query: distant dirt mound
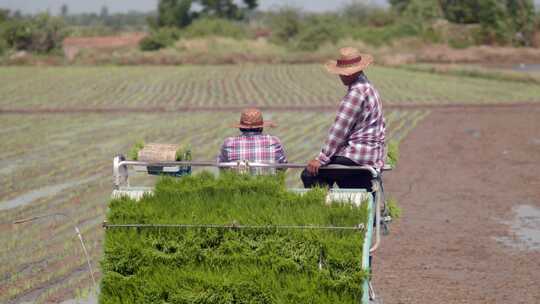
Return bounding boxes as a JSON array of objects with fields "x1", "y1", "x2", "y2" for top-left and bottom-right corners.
[{"x1": 63, "y1": 33, "x2": 147, "y2": 61}]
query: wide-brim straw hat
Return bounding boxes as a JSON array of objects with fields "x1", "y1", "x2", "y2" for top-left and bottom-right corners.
[
  {"x1": 232, "y1": 107, "x2": 276, "y2": 129},
  {"x1": 325, "y1": 47, "x2": 373, "y2": 76}
]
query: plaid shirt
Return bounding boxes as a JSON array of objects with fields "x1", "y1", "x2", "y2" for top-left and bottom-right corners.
[
  {"x1": 317, "y1": 74, "x2": 386, "y2": 169},
  {"x1": 218, "y1": 132, "x2": 288, "y2": 164}
]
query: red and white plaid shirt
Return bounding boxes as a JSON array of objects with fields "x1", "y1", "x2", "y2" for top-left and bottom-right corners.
[
  {"x1": 218, "y1": 132, "x2": 288, "y2": 164},
  {"x1": 317, "y1": 74, "x2": 386, "y2": 169}
]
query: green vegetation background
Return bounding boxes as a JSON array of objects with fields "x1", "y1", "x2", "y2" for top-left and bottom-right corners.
[{"x1": 1, "y1": 0, "x2": 539, "y2": 58}]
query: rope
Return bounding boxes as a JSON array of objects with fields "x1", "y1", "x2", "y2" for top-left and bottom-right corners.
[{"x1": 13, "y1": 213, "x2": 98, "y2": 292}]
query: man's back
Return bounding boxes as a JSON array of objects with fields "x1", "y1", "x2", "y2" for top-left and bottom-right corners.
[{"x1": 218, "y1": 132, "x2": 287, "y2": 164}]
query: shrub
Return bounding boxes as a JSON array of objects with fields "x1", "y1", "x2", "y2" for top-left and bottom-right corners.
[
  {"x1": 182, "y1": 18, "x2": 248, "y2": 39},
  {"x1": 139, "y1": 27, "x2": 181, "y2": 51},
  {"x1": 0, "y1": 38, "x2": 7, "y2": 55},
  {"x1": 294, "y1": 15, "x2": 344, "y2": 51},
  {"x1": 403, "y1": 0, "x2": 443, "y2": 33},
  {"x1": 350, "y1": 22, "x2": 418, "y2": 46},
  {"x1": 267, "y1": 8, "x2": 302, "y2": 45},
  {"x1": 101, "y1": 173, "x2": 370, "y2": 303},
  {"x1": 1, "y1": 19, "x2": 33, "y2": 51},
  {"x1": 476, "y1": 0, "x2": 511, "y2": 45},
  {"x1": 341, "y1": 2, "x2": 396, "y2": 27},
  {"x1": 0, "y1": 13, "x2": 67, "y2": 53}
]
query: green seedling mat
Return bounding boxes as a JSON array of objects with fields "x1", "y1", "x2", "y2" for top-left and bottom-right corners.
[{"x1": 101, "y1": 172, "x2": 370, "y2": 304}]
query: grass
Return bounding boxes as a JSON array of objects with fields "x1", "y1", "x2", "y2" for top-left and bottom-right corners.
[{"x1": 101, "y1": 173, "x2": 369, "y2": 303}]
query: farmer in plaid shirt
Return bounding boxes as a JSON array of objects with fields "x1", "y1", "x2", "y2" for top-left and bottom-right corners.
[
  {"x1": 218, "y1": 108, "x2": 287, "y2": 171},
  {"x1": 302, "y1": 47, "x2": 386, "y2": 189}
]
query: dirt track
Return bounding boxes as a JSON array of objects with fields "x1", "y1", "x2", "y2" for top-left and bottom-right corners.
[{"x1": 374, "y1": 107, "x2": 540, "y2": 303}]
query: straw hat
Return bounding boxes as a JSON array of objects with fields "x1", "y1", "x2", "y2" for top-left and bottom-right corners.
[
  {"x1": 325, "y1": 47, "x2": 373, "y2": 76},
  {"x1": 233, "y1": 108, "x2": 276, "y2": 129}
]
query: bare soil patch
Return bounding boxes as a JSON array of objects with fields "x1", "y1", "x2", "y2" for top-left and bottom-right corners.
[
  {"x1": 62, "y1": 33, "x2": 147, "y2": 61},
  {"x1": 63, "y1": 33, "x2": 146, "y2": 50},
  {"x1": 375, "y1": 107, "x2": 540, "y2": 303}
]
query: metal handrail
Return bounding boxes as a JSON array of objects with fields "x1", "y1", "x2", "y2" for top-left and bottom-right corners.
[
  {"x1": 117, "y1": 160, "x2": 382, "y2": 177},
  {"x1": 112, "y1": 156, "x2": 390, "y2": 257}
]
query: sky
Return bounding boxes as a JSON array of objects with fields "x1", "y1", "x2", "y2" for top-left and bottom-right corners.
[{"x1": 0, "y1": 0, "x2": 389, "y2": 14}]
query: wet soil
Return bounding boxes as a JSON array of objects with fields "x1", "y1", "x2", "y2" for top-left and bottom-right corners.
[{"x1": 374, "y1": 106, "x2": 540, "y2": 304}]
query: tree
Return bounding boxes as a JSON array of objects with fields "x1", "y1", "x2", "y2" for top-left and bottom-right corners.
[
  {"x1": 403, "y1": 0, "x2": 443, "y2": 22},
  {"x1": 61, "y1": 4, "x2": 69, "y2": 18},
  {"x1": 2, "y1": 13, "x2": 67, "y2": 52},
  {"x1": 477, "y1": 0, "x2": 511, "y2": 44},
  {"x1": 157, "y1": 0, "x2": 193, "y2": 28},
  {"x1": 155, "y1": 0, "x2": 258, "y2": 28},
  {"x1": 0, "y1": 9, "x2": 10, "y2": 23},
  {"x1": 198, "y1": 0, "x2": 258, "y2": 19},
  {"x1": 389, "y1": 0, "x2": 411, "y2": 13},
  {"x1": 100, "y1": 6, "x2": 109, "y2": 20},
  {"x1": 440, "y1": 0, "x2": 482, "y2": 23},
  {"x1": 505, "y1": 0, "x2": 536, "y2": 45},
  {"x1": 267, "y1": 7, "x2": 302, "y2": 45}
]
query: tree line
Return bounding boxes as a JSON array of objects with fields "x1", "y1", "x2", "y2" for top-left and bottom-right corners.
[{"x1": 0, "y1": 0, "x2": 538, "y2": 55}]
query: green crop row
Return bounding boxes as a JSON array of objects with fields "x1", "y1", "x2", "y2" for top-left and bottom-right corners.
[
  {"x1": 101, "y1": 172, "x2": 369, "y2": 304},
  {"x1": 0, "y1": 65, "x2": 538, "y2": 110}
]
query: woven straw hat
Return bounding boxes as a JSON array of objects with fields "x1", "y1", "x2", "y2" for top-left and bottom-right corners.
[
  {"x1": 325, "y1": 47, "x2": 373, "y2": 76},
  {"x1": 233, "y1": 108, "x2": 276, "y2": 129}
]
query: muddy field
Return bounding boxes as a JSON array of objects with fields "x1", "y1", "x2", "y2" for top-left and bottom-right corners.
[
  {"x1": 375, "y1": 106, "x2": 540, "y2": 304},
  {"x1": 0, "y1": 64, "x2": 539, "y2": 303}
]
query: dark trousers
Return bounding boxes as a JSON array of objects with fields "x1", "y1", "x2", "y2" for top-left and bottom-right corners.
[{"x1": 301, "y1": 156, "x2": 373, "y2": 190}]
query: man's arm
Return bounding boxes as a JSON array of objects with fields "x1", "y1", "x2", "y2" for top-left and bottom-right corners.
[
  {"x1": 272, "y1": 137, "x2": 288, "y2": 164},
  {"x1": 317, "y1": 89, "x2": 364, "y2": 166},
  {"x1": 217, "y1": 139, "x2": 230, "y2": 163}
]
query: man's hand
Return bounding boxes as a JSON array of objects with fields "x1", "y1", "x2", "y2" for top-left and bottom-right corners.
[{"x1": 307, "y1": 158, "x2": 321, "y2": 175}]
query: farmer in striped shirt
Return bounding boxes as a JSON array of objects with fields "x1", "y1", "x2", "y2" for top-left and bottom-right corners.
[
  {"x1": 303, "y1": 47, "x2": 386, "y2": 189},
  {"x1": 218, "y1": 108, "x2": 288, "y2": 173}
]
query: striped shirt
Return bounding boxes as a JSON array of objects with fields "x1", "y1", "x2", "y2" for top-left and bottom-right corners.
[
  {"x1": 317, "y1": 74, "x2": 386, "y2": 169},
  {"x1": 218, "y1": 132, "x2": 288, "y2": 165}
]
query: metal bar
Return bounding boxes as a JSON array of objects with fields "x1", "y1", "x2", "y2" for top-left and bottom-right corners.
[
  {"x1": 361, "y1": 193, "x2": 374, "y2": 304},
  {"x1": 103, "y1": 223, "x2": 365, "y2": 231},
  {"x1": 369, "y1": 179, "x2": 382, "y2": 254},
  {"x1": 117, "y1": 160, "x2": 380, "y2": 175}
]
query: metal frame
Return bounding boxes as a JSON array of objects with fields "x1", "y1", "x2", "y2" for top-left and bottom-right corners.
[
  {"x1": 111, "y1": 155, "x2": 392, "y2": 303},
  {"x1": 112, "y1": 156, "x2": 390, "y2": 252}
]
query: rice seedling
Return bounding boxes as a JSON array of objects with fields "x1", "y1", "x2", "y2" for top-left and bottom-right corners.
[
  {"x1": 127, "y1": 140, "x2": 145, "y2": 161},
  {"x1": 386, "y1": 141, "x2": 400, "y2": 168},
  {"x1": 1, "y1": 65, "x2": 539, "y2": 110},
  {"x1": 386, "y1": 197, "x2": 402, "y2": 219},
  {"x1": 101, "y1": 172, "x2": 370, "y2": 303}
]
